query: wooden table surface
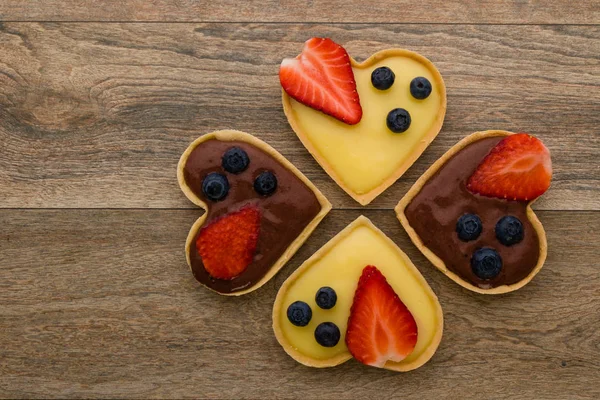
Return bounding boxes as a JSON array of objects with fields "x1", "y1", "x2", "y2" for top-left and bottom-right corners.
[{"x1": 1, "y1": 1, "x2": 599, "y2": 399}]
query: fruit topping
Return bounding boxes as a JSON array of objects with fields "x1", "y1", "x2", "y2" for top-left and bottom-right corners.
[
  {"x1": 386, "y1": 108, "x2": 411, "y2": 133},
  {"x1": 314, "y1": 322, "x2": 341, "y2": 347},
  {"x1": 287, "y1": 301, "x2": 312, "y2": 327},
  {"x1": 279, "y1": 37, "x2": 362, "y2": 125},
  {"x1": 371, "y1": 66, "x2": 395, "y2": 90},
  {"x1": 254, "y1": 171, "x2": 278, "y2": 196},
  {"x1": 467, "y1": 133, "x2": 552, "y2": 201},
  {"x1": 222, "y1": 147, "x2": 249, "y2": 174},
  {"x1": 410, "y1": 77, "x2": 432, "y2": 100},
  {"x1": 315, "y1": 287, "x2": 337, "y2": 309},
  {"x1": 196, "y1": 206, "x2": 261, "y2": 280},
  {"x1": 202, "y1": 172, "x2": 229, "y2": 202},
  {"x1": 495, "y1": 216, "x2": 524, "y2": 246},
  {"x1": 345, "y1": 266, "x2": 418, "y2": 368},
  {"x1": 456, "y1": 213, "x2": 483, "y2": 242},
  {"x1": 471, "y1": 248, "x2": 503, "y2": 280}
]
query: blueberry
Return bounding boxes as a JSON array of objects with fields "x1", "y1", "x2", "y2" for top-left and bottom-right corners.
[
  {"x1": 386, "y1": 108, "x2": 411, "y2": 133},
  {"x1": 371, "y1": 67, "x2": 395, "y2": 90},
  {"x1": 410, "y1": 77, "x2": 432, "y2": 100},
  {"x1": 254, "y1": 171, "x2": 277, "y2": 196},
  {"x1": 314, "y1": 322, "x2": 340, "y2": 347},
  {"x1": 315, "y1": 287, "x2": 337, "y2": 309},
  {"x1": 222, "y1": 147, "x2": 249, "y2": 174},
  {"x1": 471, "y1": 248, "x2": 503, "y2": 280},
  {"x1": 456, "y1": 213, "x2": 483, "y2": 242},
  {"x1": 495, "y1": 216, "x2": 524, "y2": 246},
  {"x1": 202, "y1": 172, "x2": 229, "y2": 201},
  {"x1": 287, "y1": 301, "x2": 312, "y2": 327}
]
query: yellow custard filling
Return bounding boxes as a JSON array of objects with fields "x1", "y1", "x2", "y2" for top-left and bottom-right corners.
[
  {"x1": 288, "y1": 56, "x2": 444, "y2": 195},
  {"x1": 277, "y1": 217, "x2": 441, "y2": 366}
]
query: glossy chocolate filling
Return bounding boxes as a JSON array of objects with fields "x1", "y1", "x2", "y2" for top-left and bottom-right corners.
[
  {"x1": 184, "y1": 140, "x2": 322, "y2": 293},
  {"x1": 405, "y1": 136, "x2": 540, "y2": 289}
]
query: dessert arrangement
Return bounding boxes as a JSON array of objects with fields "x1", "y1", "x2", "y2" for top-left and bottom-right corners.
[
  {"x1": 177, "y1": 130, "x2": 331, "y2": 295},
  {"x1": 280, "y1": 38, "x2": 447, "y2": 205},
  {"x1": 272, "y1": 216, "x2": 443, "y2": 371},
  {"x1": 396, "y1": 131, "x2": 552, "y2": 294},
  {"x1": 176, "y1": 37, "x2": 554, "y2": 372}
]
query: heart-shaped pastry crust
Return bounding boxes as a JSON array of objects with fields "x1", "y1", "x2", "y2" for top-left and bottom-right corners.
[
  {"x1": 281, "y1": 39, "x2": 447, "y2": 205},
  {"x1": 396, "y1": 130, "x2": 551, "y2": 294},
  {"x1": 273, "y1": 216, "x2": 443, "y2": 371},
  {"x1": 177, "y1": 130, "x2": 331, "y2": 296}
]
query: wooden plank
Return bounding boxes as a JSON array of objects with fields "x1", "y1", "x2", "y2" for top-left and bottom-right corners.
[
  {"x1": 0, "y1": 209, "x2": 598, "y2": 399},
  {"x1": 0, "y1": 0, "x2": 598, "y2": 24},
  {"x1": 0, "y1": 23, "x2": 598, "y2": 210}
]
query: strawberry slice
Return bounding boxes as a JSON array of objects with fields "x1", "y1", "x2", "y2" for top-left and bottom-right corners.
[
  {"x1": 345, "y1": 266, "x2": 418, "y2": 368},
  {"x1": 467, "y1": 133, "x2": 552, "y2": 201},
  {"x1": 280, "y1": 37, "x2": 362, "y2": 125},
  {"x1": 196, "y1": 205, "x2": 261, "y2": 280}
]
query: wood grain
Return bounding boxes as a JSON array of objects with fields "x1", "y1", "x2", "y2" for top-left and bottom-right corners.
[
  {"x1": 0, "y1": 0, "x2": 598, "y2": 24},
  {"x1": 0, "y1": 23, "x2": 598, "y2": 210},
  {"x1": 0, "y1": 209, "x2": 598, "y2": 399}
]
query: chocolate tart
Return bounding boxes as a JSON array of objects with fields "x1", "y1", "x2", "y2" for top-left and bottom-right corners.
[
  {"x1": 178, "y1": 130, "x2": 331, "y2": 296},
  {"x1": 396, "y1": 130, "x2": 549, "y2": 294}
]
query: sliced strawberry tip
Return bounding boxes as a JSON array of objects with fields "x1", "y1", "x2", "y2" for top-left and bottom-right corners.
[
  {"x1": 467, "y1": 133, "x2": 552, "y2": 202},
  {"x1": 196, "y1": 205, "x2": 261, "y2": 280},
  {"x1": 280, "y1": 37, "x2": 362, "y2": 125},
  {"x1": 345, "y1": 265, "x2": 418, "y2": 368}
]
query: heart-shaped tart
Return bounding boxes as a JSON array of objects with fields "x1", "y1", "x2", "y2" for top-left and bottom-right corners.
[
  {"x1": 273, "y1": 216, "x2": 443, "y2": 371},
  {"x1": 396, "y1": 131, "x2": 552, "y2": 294},
  {"x1": 177, "y1": 130, "x2": 331, "y2": 295},
  {"x1": 280, "y1": 38, "x2": 447, "y2": 205}
]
